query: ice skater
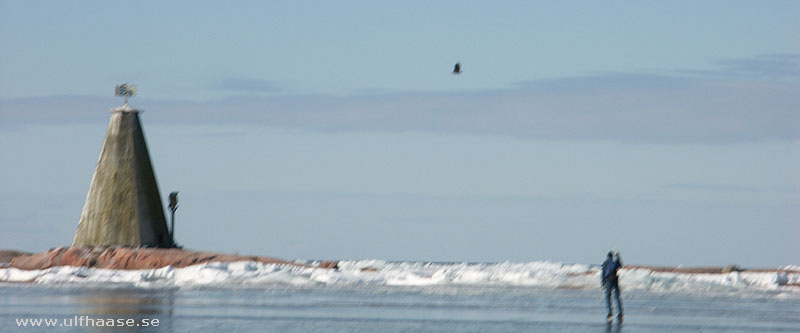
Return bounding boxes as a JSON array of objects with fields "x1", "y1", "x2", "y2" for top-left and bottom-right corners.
[{"x1": 602, "y1": 251, "x2": 623, "y2": 322}]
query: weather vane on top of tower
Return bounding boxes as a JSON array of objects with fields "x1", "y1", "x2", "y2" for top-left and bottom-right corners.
[{"x1": 115, "y1": 83, "x2": 137, "y2": 105}]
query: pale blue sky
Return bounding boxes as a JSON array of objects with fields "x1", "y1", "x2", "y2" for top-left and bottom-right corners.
[{"x1": 1, "y1": 1, "x2": 798, "y2": 267}]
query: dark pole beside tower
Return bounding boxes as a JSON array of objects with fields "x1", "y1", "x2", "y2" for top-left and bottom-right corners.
[{"x1": 168, "y1": 191, "x2": 179, "y2": 244}]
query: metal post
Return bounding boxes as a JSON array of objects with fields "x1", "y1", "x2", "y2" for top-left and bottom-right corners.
[
  {"x1": 170, "y1": 209, "x2": 175, "y2": 240},
  {"x1": 168, "y1": 192, "x2": 179, "y2": 244}
]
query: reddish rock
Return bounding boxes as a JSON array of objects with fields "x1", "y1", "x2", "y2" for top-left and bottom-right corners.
[
  {"x1": 318, "y1": 261, "x2": 340, "y2": 270},
  {"x1": 9, "y1": 247, "x2": 308, "y2": 270},
  {"x1": 0, "y1": 250, "x2": 31, "y2": 266}
]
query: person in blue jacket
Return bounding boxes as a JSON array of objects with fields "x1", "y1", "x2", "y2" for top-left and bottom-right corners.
[{"x1": 601, "y1": 251, "x2": 623, "y2": 322}]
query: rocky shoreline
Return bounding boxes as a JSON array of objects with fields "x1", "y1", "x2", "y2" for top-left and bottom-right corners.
[
  {"x1": 1, "y1": 249, "x2": 796, "y2": 278},
  {"x1": 1, "y1": 248, "x2": 324, "y2": 270}
]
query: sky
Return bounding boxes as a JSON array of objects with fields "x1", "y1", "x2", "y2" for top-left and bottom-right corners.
[{"x1": 1, "y1": 1, "x2": 798, "y2": 267}]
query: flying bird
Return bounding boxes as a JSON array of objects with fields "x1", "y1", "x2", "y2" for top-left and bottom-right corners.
[{"x1": 452, "y1": 62, "x2": 461, "y2": 74}]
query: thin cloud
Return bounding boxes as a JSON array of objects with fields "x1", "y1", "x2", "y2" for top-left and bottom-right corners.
[
  {"x1": 663, "y1": 183, "x2": 800, "y2": 194},
  {"x1": 677, "y1": 53, "x2": 800, "y2": 81},
  {"x1": 212, "y1": 78, "x2": 281, "y2": 93},
  {"x1": 191, "y1": 130, "x2": 248, "y2": 138},
  {"x1": 663, "y1": 183, "x2": 761, "y2": 193},
  {"x1": 2, "y1": 55, "x2": 799, "y2": 143},
  {"x1": 717, "y1": 53, "x2": 800, "y2": 80}
]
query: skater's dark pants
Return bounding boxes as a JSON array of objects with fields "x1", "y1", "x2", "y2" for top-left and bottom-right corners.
[{"x1": 604, "y1": 281, "x2": 622, "y2": 316}]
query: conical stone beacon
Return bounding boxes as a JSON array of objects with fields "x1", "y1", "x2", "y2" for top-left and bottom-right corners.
[{"x1": 72, "y1": 102, "x2": 175, "y2": 248}]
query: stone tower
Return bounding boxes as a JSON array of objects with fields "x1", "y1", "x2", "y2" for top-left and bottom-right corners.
[{"x1": 72, "y1": 85, "x2": 175, "y2": 248}]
